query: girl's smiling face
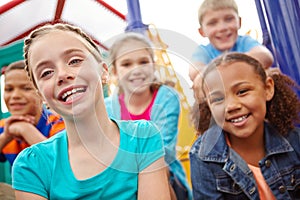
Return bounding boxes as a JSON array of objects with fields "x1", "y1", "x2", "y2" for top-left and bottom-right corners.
[
  {"x1": 114, "y1": 42, "x2": 155, "y2": 95},
  {"x1": 28, "y1": 30, "x2": 104, "y2": 118},
  {"x1": 203, "y1": 61, "x2": 274, "y2": 139}
]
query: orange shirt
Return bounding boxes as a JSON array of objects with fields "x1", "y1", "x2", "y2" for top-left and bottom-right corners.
[
  {"x1": 0, "y1": 108, "x2": 65, "y2": 165},
  {"x1": 225, "y1": 133, "x2": 276, "y2": 199},
  {"x1": 248, "y1": 164, "x2": 276, "y2": 200}
]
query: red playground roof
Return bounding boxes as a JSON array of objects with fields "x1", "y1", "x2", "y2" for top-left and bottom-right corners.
[{"x1": 0, "y1": 0, "x2": 128, "y2": 50}]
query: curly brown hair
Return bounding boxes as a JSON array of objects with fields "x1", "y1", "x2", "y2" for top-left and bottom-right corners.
[{"x1": 191, "y1": 52, "x2": 300, "y2": 136}]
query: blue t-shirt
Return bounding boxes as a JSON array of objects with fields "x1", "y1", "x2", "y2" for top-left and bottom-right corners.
[
  {"x1": 12, "y1": 120, "x2": 164, "y2": 199},
  {"x1": 192, "y1": 35, "x2": 261, "y2": 64}
]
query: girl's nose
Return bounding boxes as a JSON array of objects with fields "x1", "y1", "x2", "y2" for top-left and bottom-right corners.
[
  {"x1": 130, "y1": 66, "x2": 142, "y2": 75},
  {"x1": 225, "y1": 96, "x2": 241, "y2": 113},
  {"x1": 57, "y1": 68, "x2": 75, "y2": 85}
]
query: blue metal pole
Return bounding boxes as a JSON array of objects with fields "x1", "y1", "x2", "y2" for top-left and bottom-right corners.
[
  {"x1": 254, "y1": 0, "x2": 277, "y2": 67},
  {"x1": 256, "y1": 0, "x2": 300, "y2": 87},
  {"x1": 125, "y1": 0, "x2": 148, "y2": 33}
]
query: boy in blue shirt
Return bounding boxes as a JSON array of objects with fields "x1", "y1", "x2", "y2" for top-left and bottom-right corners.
[{"x1": 189, "y1": 0, "x2": 274, "y2": 81}]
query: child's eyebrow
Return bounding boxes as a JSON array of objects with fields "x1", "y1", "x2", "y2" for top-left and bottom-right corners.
[
  {"x1": 34, "y1": 60, "x2": 52, "y2": 72},
  {"x1": 34, "y1": 49, "x2": 84, "y2": 70},
  {"x1": 63, "y1": 48, "x2": 84, "y2": 55},
  {"x1": 231, "y1": 81, "x2": 251, "y2": 89},
  {"x1": 207, "y1": 90, "x2": 223, "y2": 98}
]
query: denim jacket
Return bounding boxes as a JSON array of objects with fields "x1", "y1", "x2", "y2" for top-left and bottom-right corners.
[{"x1": 189, "y1": 123, "x2": 300, "y2": 200}]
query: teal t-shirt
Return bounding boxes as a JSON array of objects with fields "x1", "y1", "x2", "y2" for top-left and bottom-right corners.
[{"x1": 12, "y1": 120, "x2": 164, "y2": 199}]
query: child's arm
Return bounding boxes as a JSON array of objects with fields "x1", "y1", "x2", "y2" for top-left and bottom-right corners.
[
  {"x1": 246, "y1": 45, "x2": 274, "y2": 69},
  {"x1": 190, "y1": 143, "x2": 223, "y2": 199},
  {"x1": 189, "y1": 61, "x2": 206, "y2": 81},
  {"x1": 151, "y1": 86, "x2": 181, "y2": 163},
  {"x1": 138, "y1": 157, "x2": 171, "y2": 200},
  {"x1": 15, "y1": 191, "x2": 47, "y2": 200},
  {"x1": 0, "y1": 132, "x2": 13, "y2": 152},
  {"x1": 4, "y1": 115, "x2": 47, "y2": 146},
  {"x1": 8, "y1": 121, "x2": 47, "y2": 145},
  {"x1": 0, "y1": 116, "x2": 36, "y2": 151}
]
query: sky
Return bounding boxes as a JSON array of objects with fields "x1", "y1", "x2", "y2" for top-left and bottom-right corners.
[
  {"x1": 106, "y1": 0, "x2": 262, "y2": 72},
  {"x1": 104, "y1": 0, "x2": 261, "y2": 43},
  {"x1": 131, "y1": 0, "x2": 262, "y2": 104},
  {"x1": 0, "y1": 0, "x2": 262, "y2": 106}
]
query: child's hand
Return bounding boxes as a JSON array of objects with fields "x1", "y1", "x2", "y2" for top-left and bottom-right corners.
[
  {"x1": 4, "y1": 115, "x2": 35, "y2": 141},
  {"x1": 266, "y1": 67, "x2": 281, "y2": 76},
  {"x1": 8, "y1": 121, "x2": 36, "y2": 141}
]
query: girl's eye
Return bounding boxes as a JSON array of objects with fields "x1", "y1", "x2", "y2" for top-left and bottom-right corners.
[
  {"x1": 237, "y1": 89, "x2": 248, "y2": 95},
  {"x1": 41, "y1": 70, "x2": 53, "y2": 78},
  {"x1": 209, "y1": 96, "x2": 224, "y2": 104},
  {"x1": 140, "y1": 60, "x2": 150, "y2": 65},
  {"x1": 121, "y1": 62, "x2": 131, "y2": 67},
  {"x1": 69, "y1": 59, "x2": 82, "y2": 65}
]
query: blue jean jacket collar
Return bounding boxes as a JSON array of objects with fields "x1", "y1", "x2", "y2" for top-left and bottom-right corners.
[{"x1": 198, "y1": 122, "x2": 294, "y2": 163}]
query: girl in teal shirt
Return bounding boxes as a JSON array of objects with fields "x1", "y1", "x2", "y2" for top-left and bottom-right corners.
[{"x1": 12, "y1": 23, "x2": 171, "y2": 200}]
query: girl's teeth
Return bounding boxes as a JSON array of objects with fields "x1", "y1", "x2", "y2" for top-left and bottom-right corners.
[
  {"x1": 231, "y1": 115, "x2": 247, "y2": 123},
  {"x1": 62, "y1": 87, "x2": 85, "y2": 101}
]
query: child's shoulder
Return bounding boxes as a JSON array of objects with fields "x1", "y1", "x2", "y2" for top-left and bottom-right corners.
[
  {"x1": 0, "y1": 118, "x2": 5, "y2": 127},
  {"x1": 157, "y1": 85, "x2": 180, "y2": 99},
  {"x1": 190, "y1": 125, "x2": 224, "y2": 157},
  {"x1": 29, "y1": 130, "x2": 66, "y2": 152},
  {"x1": 114, "y1": 119, "x2": 159, "y2": 136},
  {"x1": 285, "y1": 127, "x2": 300, "y2": 148},
  {"x1": 15, "y1": 130, "x2": 66, "y2": 166}
]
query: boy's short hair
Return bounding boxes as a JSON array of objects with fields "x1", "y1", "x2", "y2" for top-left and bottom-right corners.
[
  {"x1": 4, "y1": 60, "x2": 26, "y2": 74},
  {"x1": 198, "y1": 0, "x2": 239, "y2": 25}
]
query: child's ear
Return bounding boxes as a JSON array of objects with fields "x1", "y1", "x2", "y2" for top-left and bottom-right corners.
[
  {"x1": 101, "y1": 62, "x2": 109, "y2": 84},
  {"x1": 265, "y1": 77, "x2": 275, "y2": 101},
  {"x1": 111, "y1": 65, "x2": 117, "y2": 75},
  {"x1": 198, "y1": 27, "x2": 206, "y2": 37},
  {"x1": 37, "y1": 91, "x2": 48, "y2": 108},
  {"x1": 35, "y1": 88, "x2": 43, "y2": 99},
  {"x1": 101, "y1": 62, "x2": 108, "y2": 72},
  {"x1": 238, "y1": 16, "x2": 242, "y2": 29}
]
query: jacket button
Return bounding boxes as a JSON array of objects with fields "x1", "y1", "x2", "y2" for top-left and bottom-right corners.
[
  {"x1": 230, "y1": 164, "x2": 236, "y2": 171},
  {"x1": 249, "y1": 187, "x2": 256, "y2": 194},
  {"x1": 279, "y1": 185, "x2": 286, "y2": 193},
  {"x1": 291, "y1": 175, "x2": 295, "y2": 186},
  {"x1": 233, "y1": 183, "x2": 240, "y2": 190},
  {"x1": 265, "y1": 160, "x2": 271, "y2": 168}
]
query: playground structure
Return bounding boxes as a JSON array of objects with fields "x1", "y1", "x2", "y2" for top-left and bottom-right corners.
[
  {"x1": 0, "y1": 0, "x2": 196, "y2": 184},
  {"x1": 0, "y1": 0, "x2": 300, "y2": 185}
]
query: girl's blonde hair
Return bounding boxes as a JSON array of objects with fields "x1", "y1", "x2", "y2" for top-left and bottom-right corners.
[
  {"x1": 198, "y1": 0, "x2": 239, "y2": 25},
  {"x1": 23, "y1": 23, "x2": 102, "y2": 88},
  {"x1": 108, "y1": 32, "x2": 155, "y2": 74}
]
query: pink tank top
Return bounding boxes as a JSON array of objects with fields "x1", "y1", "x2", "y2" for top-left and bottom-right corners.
[{"x1": 119, "y1": 89, "x2": 158, "y2": 120}]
